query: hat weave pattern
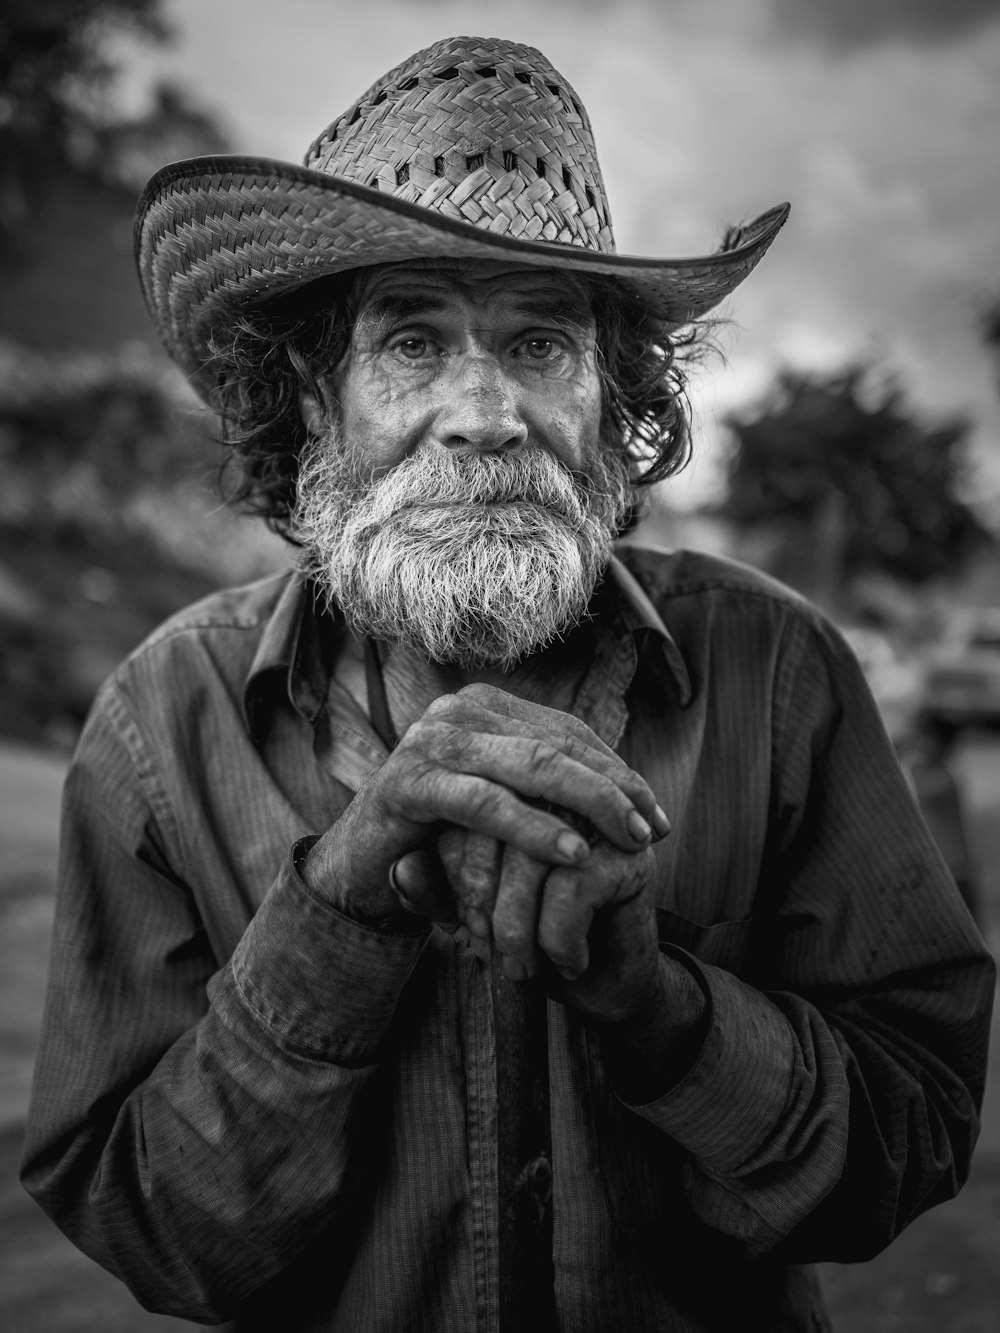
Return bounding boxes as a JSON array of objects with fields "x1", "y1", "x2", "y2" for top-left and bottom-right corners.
[
  {"x1": 134, "y1": 35, "x2": 790, "y2": 396},
  {"x1": 306, "y1": 37, "x2": 614, "y2": 252}
]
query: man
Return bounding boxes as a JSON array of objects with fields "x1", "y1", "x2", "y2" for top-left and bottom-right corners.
[{"x1": 22, "y1": 35, "x2": 994, "y2": 1333}]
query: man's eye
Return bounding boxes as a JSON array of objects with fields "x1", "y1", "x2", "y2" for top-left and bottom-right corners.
[
  {"x1": 517, "y1": 338, "x2": 560, "y2": 361},
  {"x1": 393, "y1": 337, "x2": 434, "y2": 360}
]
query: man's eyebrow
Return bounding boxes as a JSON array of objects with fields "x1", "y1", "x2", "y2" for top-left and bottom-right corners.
[
  {"x1": 505, "y1": 294, "x2": 594, "y2": 332},
  {"x1": 352, "y1": 293, "x2": 447, "y2": 341},
  {"x1": 351, "y1": 288, "x2": 595, "y2": 342}
]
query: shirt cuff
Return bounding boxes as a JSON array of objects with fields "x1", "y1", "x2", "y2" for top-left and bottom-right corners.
[
  {"x1": 600, "y1": 945, "x2": 712, "y2": 1103},
  {"x1": 216, "y1": 838, "x2": 431, "y2": 1067},
  {"x1": 621, "y1": 949, "x2": 796, "y2": 1174}
]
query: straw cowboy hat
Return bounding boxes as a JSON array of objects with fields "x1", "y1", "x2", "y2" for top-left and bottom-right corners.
[{"x1": 135, "y1": 35, "x2": 789, "y2": 395}]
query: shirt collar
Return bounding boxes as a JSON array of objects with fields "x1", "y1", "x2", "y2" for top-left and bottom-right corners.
[
  {"x1": 242, "y1": 553, "x2": 693, "y2": 744},
  {"x1": 606, "y1": 554, "x2": 693, "y2": 707},
  {"x1": 244, "y1": 572, "x2": 333, "y2": 745}
]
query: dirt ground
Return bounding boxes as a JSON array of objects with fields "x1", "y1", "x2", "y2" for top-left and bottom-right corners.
[{"x1": 1, "y1": 737, "x2": 998, "y2": 1332}]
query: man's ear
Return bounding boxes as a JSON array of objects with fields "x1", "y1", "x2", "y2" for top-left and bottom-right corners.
[{"x1": 299, "y1": 390, "x2": 327, "y2": 436}]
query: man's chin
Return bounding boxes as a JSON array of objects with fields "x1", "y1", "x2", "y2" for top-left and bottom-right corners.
[
  {"x1": 301, "y1": 468, "x2": 619, "y2": 671},
  {"x1": 330, "y1": 551, "x2": 605, "y2": 673},
  {"x1": 389, "y1": 498, "x2": 579, "y2": 536},
  {"x1": 388, "y1": 630, "x2": 568, "y2": 675}
]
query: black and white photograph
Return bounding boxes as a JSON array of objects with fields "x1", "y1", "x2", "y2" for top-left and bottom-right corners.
[{"x1": 2, "y1": 2, "x2": 999, "y2": 1329}]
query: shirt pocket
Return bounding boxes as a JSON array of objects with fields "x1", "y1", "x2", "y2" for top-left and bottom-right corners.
[{"x1": 655, "y1": 907, "x2": 753, "y2": 974}]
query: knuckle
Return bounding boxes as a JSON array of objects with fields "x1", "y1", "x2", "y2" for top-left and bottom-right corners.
[
  {"x1": 588, "y1": 839, "x2": 623, "y2": 872},
  {"x1": 400, "y1": 712, "x2": 438, "y2": 749},
  {"x1": 524, "y1": 738, "x2": 558, "y2": 779},
  {"x1": 407, "y1": 715, "x2": 465, "y2": 764},
  {"x1": 620, "y1": 848, "x2": 654, "y2": 897},
  {"x1": 424, "y1": 693, "x2": 462, "y2": 722},
  {"x1": 560, "y1": 712, "x2": 606, "y2": 751},
  {"x1": 458, "y1": 862, "x2": 499, "y2": 906},
  {"x1": 493, "y1": 909, "x2": 533, "y2": 953},
  {"x1": 560, "y1": 733, "x2": 592, "y2": 765},
  {"x1": 462, "y1": 781, "x2": 505, "y2": 827},
  {"x1": 394, "y1": 746, "x2": 439, "y2": 791},
  {"x1": 408, "y1": 763, "x2": 457, "y2": 817},
  {"x1": 457, "y1": 681, "x2": 498, "y2": 704},
  {"x1": 463, "y1": 833, "x2": 501, "y2": 872},
  {"x1": 594, "y1": 844, "x2": 648, "y2": 902}
]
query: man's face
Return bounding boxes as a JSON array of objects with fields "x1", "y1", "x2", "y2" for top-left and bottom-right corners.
[
  {"x1": 293, "y1": 260, "x2": 633, "y2": 671},
  {"x1": 332, "y1": 259, "x2": 604, "y2": 476}
]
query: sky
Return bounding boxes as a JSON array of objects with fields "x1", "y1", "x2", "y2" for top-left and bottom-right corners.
[{"x1": 118, "y1": 0, "x2": 1000, "y2": 512}]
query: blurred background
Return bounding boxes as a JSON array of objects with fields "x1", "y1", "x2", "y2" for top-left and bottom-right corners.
[{"x1": 1, "y1": 1, "x2": 999, "y2": 1328}]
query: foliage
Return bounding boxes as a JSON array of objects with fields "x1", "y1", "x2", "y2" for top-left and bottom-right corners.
[
  {"x1": 0, "y1": 0, "x2": 225, "y2": 244},
  {"x1": 0, "y1": 339, "x2": 199, "y2": 532},
  {"x1": 0, "y1": 339, "x2": 285, "y2": 746},
  {"x1": 97, "y1": 82, "x2": 229, "y2": 189},
  {"x1": 718, "y1": 365, "x2": 990, "y2": 590},
  {"x1": 0, "y1": 339, "x2": 284, "y2": 579}
]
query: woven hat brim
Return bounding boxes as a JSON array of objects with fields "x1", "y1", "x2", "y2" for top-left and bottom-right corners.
[{"x1": 135, "y1": 155, "x2": 790, "y2": 394}]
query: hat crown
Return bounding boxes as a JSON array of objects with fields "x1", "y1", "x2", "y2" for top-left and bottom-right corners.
[{"x1": 305, "y1": 36, "x2": 616, "y2": 254}]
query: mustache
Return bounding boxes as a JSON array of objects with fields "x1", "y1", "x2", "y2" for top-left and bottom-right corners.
[
  {"x1": 350, "y1": 447, "x2": 593, "y2": 528},
  {"x1": 291, "y1": 426, "x2": 635, "y2": 669}
]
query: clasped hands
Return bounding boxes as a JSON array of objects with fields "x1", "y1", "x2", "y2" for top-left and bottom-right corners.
[{"x1": 305, "y1": 683, "x2": 671, "y2": 1022}]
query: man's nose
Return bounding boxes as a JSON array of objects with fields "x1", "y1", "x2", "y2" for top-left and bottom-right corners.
[{"x1": 434, "y1": 354, "x2": 529, "y2": 453}]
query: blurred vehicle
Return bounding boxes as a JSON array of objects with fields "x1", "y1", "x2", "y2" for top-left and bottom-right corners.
[{"x1": 923, "y1": 610, "x2": 1000, "y2": 730}]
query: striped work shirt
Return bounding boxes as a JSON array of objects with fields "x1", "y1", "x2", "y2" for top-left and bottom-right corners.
[{"x1": 22, "y1": 546, "x2": 995, "y2": 1331}]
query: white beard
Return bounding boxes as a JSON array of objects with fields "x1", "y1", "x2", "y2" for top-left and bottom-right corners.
[{"x1": 292, "y1": 429, "x2": 635, "y2": 671}]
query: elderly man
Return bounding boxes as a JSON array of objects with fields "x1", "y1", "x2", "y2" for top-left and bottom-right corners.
[{"x1": 22, "y1": 35, "x2": 994, "y2": 1333}]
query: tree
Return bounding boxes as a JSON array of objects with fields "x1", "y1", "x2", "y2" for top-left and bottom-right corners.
[
  {"x1": 96, "y1": 81, "x2": 230, "y2": 188},
  {"x1": 0, "y1": 2, "x2": 223, "y2": 245},
  {"x1": 717, "y1": 365, "x2": 989, "y2": 596}
]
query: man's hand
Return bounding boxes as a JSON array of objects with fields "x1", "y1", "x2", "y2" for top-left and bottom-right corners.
[
  {"x1": 302, "y1": 683, "x2": 668, "y2": 927},
  {"x1": 397, "y1": 830, "x2": 703, "y2": 1046},
  {"x1": 533, "y1": 841, "x2": 659, "y2": 1013}
]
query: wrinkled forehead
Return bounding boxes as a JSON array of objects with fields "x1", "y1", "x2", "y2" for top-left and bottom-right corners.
[{"x1": 350, "y1": 258, "x2": 597, "y2": 332}]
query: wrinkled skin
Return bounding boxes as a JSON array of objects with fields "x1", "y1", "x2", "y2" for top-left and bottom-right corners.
[
  {"x1": 301, "y1": 260, "x2": 703, "y2": 1035},
  {"x1": 304, "y1": 683, "x2": 666, "y2": 1019}
]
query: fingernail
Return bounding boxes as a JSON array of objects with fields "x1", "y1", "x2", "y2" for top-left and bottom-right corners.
[
  {"x1": 556, "y1": 831, "x2": 589, "y2": 863},
  {"x1": 627, "y1": 810, "x2": 652, "y2": 844},
  {"x1": 559, "y1": 964, "x2": 582, "y2": 982},
  {"x1": 652, "y1": 804, "x2": 671, "y2": 837}
]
